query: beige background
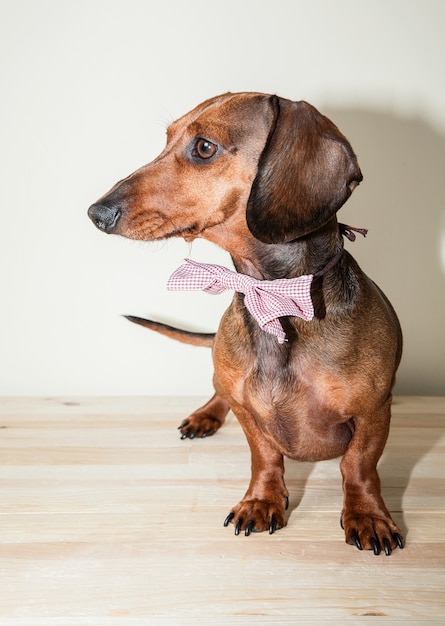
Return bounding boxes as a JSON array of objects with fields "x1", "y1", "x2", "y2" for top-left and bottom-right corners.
[{"x1": 1, "y1": 0, "x2": 444, "y2": 396}]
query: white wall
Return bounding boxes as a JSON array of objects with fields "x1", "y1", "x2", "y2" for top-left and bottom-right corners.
[{"x1": 1, "y1": 0, "x2": 444, "y2": 396}]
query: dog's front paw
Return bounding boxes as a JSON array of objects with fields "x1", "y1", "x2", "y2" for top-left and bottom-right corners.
[
  {"x1": 341, "y1": 513, "x2": 404, "y2": 556},
  {"x1": 223, "y1": 496, "x2": 289, "y2": 536}
]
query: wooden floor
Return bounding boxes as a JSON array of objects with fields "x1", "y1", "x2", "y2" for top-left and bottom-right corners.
[{"x1": 0, "y1": 396, "x2": 444, "y2": 625}]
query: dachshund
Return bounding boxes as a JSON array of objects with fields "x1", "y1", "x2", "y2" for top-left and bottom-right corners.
[{"x1": 88, "y1": 92, "x2": 404, "y2": 555}]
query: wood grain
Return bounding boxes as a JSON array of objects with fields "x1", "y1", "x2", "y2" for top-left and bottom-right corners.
[{"x1": 0, "y1": 396, "x2": 444, "y2": 624}]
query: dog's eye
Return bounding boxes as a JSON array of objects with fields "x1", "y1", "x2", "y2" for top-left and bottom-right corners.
[{"x1": 193, "y1": 138, "x2": 218, "y2": 160}]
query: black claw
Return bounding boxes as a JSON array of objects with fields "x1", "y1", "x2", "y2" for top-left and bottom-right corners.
[
  {"x1": 178, "y1": 420, "x2": 189, "y2": 430},
  {"x1": 223, "y1": 512, "x2": 235, "y2": 527},
  {"x1": 383, "y1": 538, "x2": 392, "y2": 556},
  {"x1": 393, "y1": 533, "x2": 404, "y2": 549},
  {"x1": 202, "y1": 429, "x2": 212, "y2": 438},
  {"x1": 245, "y1": 521, "x2": 255, "y2": 536},
  {"x1": 285, "y1": 496, "x2": 289, "y2": 510},
  {"x1": 180, "y1": 427, "x2": 199, "y2": 440},
  {"x1": 370, "y1": 537, "x2": 381, "y2": 555},
  {"x1": 269, "y1": 515, "x2": 278, "y2": 534},
  {"x1": 340, "y1": 515, "x2": 344, "y2": 530},
  {"x1": 235, "y1": 519, "x2": 243, "y2": 536},
  {"x1": 352, "y1": 532, "x2": 363, "y2": 551}
]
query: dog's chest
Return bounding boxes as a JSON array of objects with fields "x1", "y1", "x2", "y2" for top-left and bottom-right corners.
[{"x1": 214, "y1": 320, "x2": 304, "y2": 409}]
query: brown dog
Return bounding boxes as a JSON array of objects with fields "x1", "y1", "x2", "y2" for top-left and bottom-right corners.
[{"x1": 88, "y1": 92, "x2": 404, "y2": 555}]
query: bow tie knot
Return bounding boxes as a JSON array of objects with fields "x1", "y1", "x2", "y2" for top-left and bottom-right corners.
[{"x1": 167, "y1": 259, "x2": 315, "y2": 343}]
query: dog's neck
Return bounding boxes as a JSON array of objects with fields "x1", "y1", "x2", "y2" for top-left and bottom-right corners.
[{"x1": 203, "y1": 216, "x2": 343, "y2": 281}]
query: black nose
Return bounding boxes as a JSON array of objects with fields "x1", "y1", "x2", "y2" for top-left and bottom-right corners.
[{"x1": 88, "y1": 203, "x2": 121, "y2": 233}]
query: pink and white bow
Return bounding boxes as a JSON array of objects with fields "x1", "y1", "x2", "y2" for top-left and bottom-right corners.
[{"x1": 167, "y1": 258, "x2": 315, "y2": 343}]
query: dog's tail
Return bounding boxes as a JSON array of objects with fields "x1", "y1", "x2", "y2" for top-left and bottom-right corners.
[{"x1": 124, "y1": 315, "x2": 215, "y2": 347}]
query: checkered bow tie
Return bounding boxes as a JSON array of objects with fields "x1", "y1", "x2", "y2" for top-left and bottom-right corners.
[
  {"x1": 166, "y1": 226, "x2": 366, "y2": 343},
  {"x1": 167, "y1": 258, "x2": 315, "y2": 343}
]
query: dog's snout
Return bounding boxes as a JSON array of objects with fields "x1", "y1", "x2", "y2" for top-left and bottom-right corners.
[{"x1": 88, "y1": 203, "x2": 121, "y2": 233}]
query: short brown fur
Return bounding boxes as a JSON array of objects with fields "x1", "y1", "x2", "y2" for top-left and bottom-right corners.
[{"x1": 88, "y1": 92, "x2": 404, "y2": 555}]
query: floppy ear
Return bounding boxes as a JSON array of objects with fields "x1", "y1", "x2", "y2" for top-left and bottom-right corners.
[{"x1": 246, "y1": 96, "x2": 363, "y2": 243}]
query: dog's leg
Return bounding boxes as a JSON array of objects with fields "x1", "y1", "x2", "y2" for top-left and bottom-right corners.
[
  {"x1": 178, "y1": 393, "x2": 230, "y2": 439},
  {"x1": 223, "y1": 403, "x2": 289, "y2": 535},
  {"x1": 340, "y1": 396, "x2": 404, "y2": 555}
]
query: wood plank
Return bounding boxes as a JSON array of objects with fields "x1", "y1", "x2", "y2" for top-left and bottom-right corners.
[{"x1": 0, "y1": 396, "x2": 444, "y2": 624}]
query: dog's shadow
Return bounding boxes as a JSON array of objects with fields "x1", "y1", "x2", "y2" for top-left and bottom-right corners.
[
  {"x1": 283, "y1": 460, "x2": 317, "y2": 522},
  {"x1": 378, "y1": 397, "x2": 445, "y2": 541},
  {"x1": 323, "y1": 107, "x2": 445, "y2": 398}
]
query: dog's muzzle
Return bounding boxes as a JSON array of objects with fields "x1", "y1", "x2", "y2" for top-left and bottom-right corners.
[{"x1": 88, "y1": 203, "x2": 121, "y2": 233}]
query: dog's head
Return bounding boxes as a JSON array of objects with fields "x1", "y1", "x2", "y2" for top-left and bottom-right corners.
[{"x1": 88, "y1": 93, "x2": 362, "y2": 245}]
